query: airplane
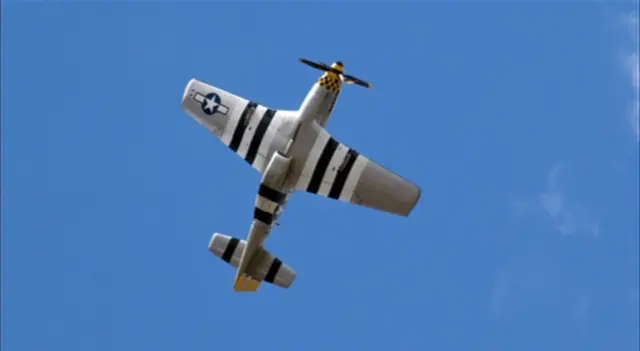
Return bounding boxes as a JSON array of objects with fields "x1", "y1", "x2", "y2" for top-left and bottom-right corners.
[{"x1": 180, "y1": 58, "x2": 421, "y2": 292}]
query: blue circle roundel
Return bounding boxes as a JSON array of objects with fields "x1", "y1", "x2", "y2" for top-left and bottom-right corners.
[{"x1": 200, "y1": 93, "x2": 228, "y2": 116}]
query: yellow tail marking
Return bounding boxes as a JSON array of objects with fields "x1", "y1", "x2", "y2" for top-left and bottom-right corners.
[{"x1": 233, "y1": 274, "x2": 261, "y2": 292}]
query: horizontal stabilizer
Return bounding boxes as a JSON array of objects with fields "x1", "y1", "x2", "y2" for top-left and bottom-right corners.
[
  {"x1": 208, "y1": 233, "x2": 245, "y2": 268},
  {"x1": 209, "y1": 233, "x2": 296, "y2": 289}
]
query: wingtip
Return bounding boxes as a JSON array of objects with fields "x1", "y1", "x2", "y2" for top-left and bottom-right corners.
[
  {"x1": 182, "y1": 78, "x2": 197, "y2": 105},
  {"x1": 208, "y1": 232, "x2": 221, "y2": 253},
  {"x1": 406, "y1": 185, "x2": 422, "y2": 216}
]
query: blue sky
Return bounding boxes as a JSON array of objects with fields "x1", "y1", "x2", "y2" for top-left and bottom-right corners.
[{"x1": 2, "y1": 2, "x2": 638, "y2": 351}]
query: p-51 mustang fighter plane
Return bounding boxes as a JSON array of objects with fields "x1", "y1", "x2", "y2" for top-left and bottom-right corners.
[{"x1": 181, "y1": 58, "x2": 421, "y2": 292}]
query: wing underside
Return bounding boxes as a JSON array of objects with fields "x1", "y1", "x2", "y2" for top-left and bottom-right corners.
[
  {"x1": 181, "y1": 79, "x2": 297, "y2": 173},
  {"x1": 293, "y1": 124, "x2": 421, "y2": 216}
]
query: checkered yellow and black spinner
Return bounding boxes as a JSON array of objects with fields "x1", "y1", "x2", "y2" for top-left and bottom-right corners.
[{"x1": 318, "y1": 73, "x2": 342, "y2": 93}]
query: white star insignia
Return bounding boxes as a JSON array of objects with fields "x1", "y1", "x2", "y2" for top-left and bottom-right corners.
[{"x1": 204, "y1": 97, "x2": 218, "y2": 113}]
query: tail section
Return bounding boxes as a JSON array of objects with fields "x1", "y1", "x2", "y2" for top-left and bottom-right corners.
[
  {"x1": 208, "y1": 233, "x2": 244, "y2": 267},
  {"x1": 208, "y1": 233, "x2": 296, "y2": 290}
]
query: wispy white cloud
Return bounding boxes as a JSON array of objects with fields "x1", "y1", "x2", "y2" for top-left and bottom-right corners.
[
  {"x1": 489, "y1": 271, "x2": 509, "y2": 317},
  {"x1": 510, "y1": 163, "x2": 600, "y2": 237},
  {"x1": 622, "y1": 11, "x2": 639, "y2": 141},
  {"x1": 489, "y1": 250, "x2": 557, "y2": 319},
  {"x1": 489, "y1": 255, "x2": 594, "y2": 322},
  {"x1": 572, "y1": 291, "x2": 591, "y2": 320}
]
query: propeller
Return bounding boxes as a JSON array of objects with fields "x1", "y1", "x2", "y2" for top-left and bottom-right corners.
[{"x1": 299, "y1": 58, "x2": 373, "y2": 89}]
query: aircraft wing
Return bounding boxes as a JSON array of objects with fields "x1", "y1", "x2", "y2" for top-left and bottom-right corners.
[
  {"x1": 181, "y1": 79, "x2": 296, "y2": 173},
  {"x1": 294, "y1": 124, "x2": 421, "y2": 216}
]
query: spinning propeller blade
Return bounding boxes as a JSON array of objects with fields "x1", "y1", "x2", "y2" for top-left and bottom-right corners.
[
  {"x1": 343, "y1": 74, "x2": 373, "y2": 88},
  {"x1": 299, "y1": 58, "x2": 373, "y2": 89},
  {"x1": 299, "y1": 58, "x2": 332, "y2": 72}
]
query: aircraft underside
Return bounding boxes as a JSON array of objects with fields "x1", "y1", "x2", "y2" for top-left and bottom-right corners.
[{"x1": 180, "y1": 59, "x2": 420, "y2": 292}]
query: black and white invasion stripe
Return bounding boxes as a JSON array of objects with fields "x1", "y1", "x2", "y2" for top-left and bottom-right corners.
[
  {"x1": 263, "y1": 257, "x2": 282, "y2": 284},
  {"x1": 296, "y1": 130, "x2": 368, "y2": 202},
  {"x1": 221, "y1": 237, "x2": 240, "y2": 264},
  {"x1": 221, "y1": 100, "x2": 282, "y2": 170},
  {"x1": 253, "y1": 183, "x2": 287, "y2": 226}
]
